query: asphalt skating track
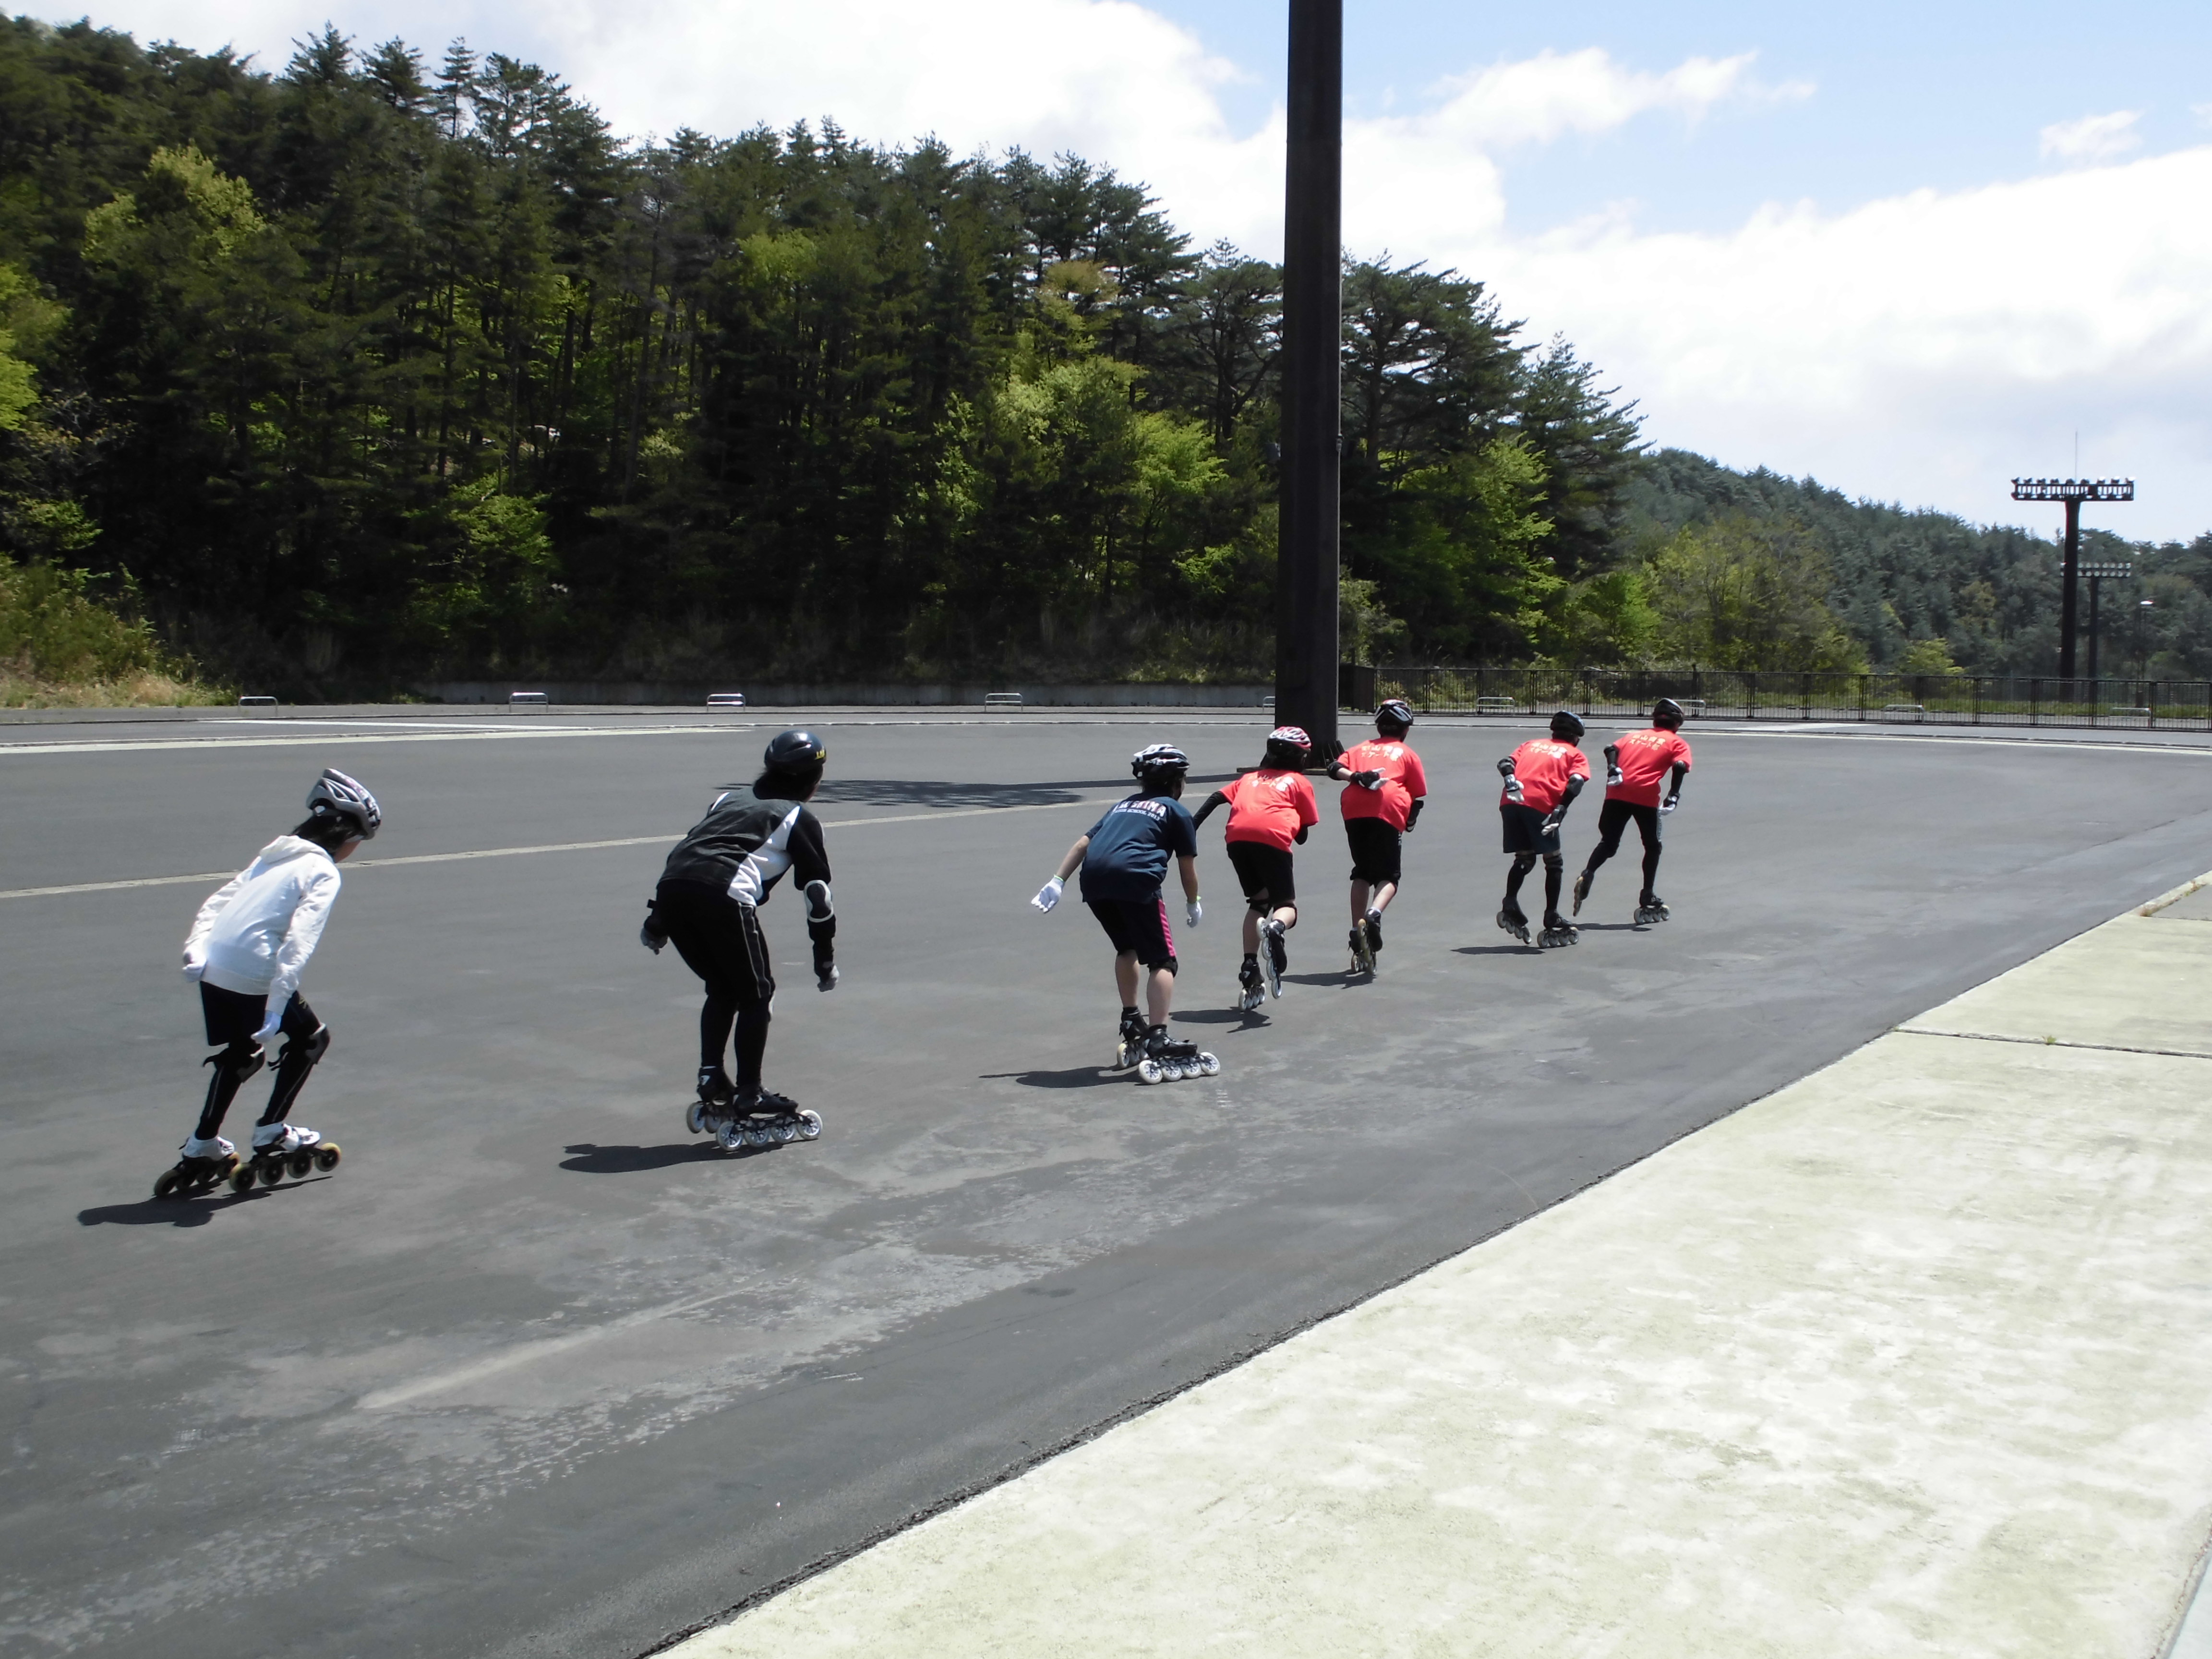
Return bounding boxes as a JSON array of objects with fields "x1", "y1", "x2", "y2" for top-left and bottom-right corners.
[{"x1": 4, "y1": 709, "x2": 2211, "y2": 1659}]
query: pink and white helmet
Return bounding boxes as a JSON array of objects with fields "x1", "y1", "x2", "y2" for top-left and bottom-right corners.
[{"x1": 1266, "y1": 725, "x2": 1313, "y2": 755}]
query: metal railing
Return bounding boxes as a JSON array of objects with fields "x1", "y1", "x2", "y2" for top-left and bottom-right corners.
[{"x1": 1368, "y1": 668, "x2": 2212, "y2": 732}]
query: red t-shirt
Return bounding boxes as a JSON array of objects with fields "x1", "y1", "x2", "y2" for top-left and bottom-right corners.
[
  {"x1": 1338, "y1": 739, "x2": 1427, "y2": 831},
  {"x1": 1220, "y1": 768, "x2": 1320, "y2": 851},
  {"x1": 1502, "y1": 739, "x2": 1590, "y2": 814},
  {"x1": 1608, "y1": 727, "x2": 1693, "y2": 807}
]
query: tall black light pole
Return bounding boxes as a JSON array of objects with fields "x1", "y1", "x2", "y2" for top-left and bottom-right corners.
[
  {"x1": 2080, "y1": 558, "x2": 2131, "y2": 682},
  {"x1": 1275, "y1": 0, "x2": 1342, "y2": 754},
  {"x1": 2010, "y1": 476, "x2": 2135, "y2": 678}
]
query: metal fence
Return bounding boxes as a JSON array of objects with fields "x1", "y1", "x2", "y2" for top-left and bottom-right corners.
[{"x1": 1370, "y1": 668, "x2": 2212, "y2": 732}]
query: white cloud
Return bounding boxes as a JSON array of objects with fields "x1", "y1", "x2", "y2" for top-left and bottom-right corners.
[
  {"x1": 1422, "y1": 47, "x2": 1808, "y2": 149},
  {"x1": 2039, "y1": 109, "x2": 2142, "y2": 165}
]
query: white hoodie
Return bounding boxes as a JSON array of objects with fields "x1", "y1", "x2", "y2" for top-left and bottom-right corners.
[{"x1": 181, "y1": 836, "x2": 343, "y2": 1008}]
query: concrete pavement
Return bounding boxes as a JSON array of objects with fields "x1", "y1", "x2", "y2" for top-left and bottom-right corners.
[{"x1": 678, "y1": 872, "x2": 2212, "y2": 1659}]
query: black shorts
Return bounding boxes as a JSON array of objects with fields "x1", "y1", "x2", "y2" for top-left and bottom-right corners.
[
  {"x1": 200, "y1": 981, "x2": 319, "y2": 1046},
  {"x1": 1501, "y1": 802, "x2": 1560, "y2": 857},
  {"x1": 1594, "y1": 798, "x2": 1662, "y2": 852},
  {"x1": 1087, "y1": 896, "x2": 1178, "y2": 971},
  {"x1": 1226, "y1": 840, "x2": 1296, "y2": 909},
  {"x1": 1344, "y1": 817, "x2": 1402, "y2": 885},
  {"x1": 657, "y1": 878, "x2": 775, "y2": 1002}
]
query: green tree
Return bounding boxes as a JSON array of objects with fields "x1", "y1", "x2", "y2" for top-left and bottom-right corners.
[{"x1": 1648, "y1": 514, "x2": 1864, "y2": 671}]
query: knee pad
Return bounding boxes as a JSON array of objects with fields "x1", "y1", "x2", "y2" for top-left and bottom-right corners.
[
  {"x1": 278, "y1": 1025, "x2": 331, "y2": 1070},
  {"x1": 207, "y1": 1041, "x2": 266, "y2": 1084},
  {"x1": 1149, "y1": 954, "x2": 1179, "y2": 977},
  {"x1": 1542, "y1": 853, "x2": 1563, "y2": 869},
  {"x1": 1510, "y1": 853, "x2": 1537, "y2": 875},
  {"x1": 1246, "y1": 894, "x2": 1273, "y2": 914}
]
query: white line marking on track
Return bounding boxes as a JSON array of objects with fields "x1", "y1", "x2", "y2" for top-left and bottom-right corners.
[{"x1": 0, "y1": 798, "x2": 1105, "y2": 901}]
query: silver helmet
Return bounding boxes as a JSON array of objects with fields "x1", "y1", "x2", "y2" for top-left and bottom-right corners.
[
  {"x1": 306, "y1": 767, "x2": 381, "y2": 839},
  {"x1": 1130, "y1": 743, "x2": 1191, "y2": 780}
]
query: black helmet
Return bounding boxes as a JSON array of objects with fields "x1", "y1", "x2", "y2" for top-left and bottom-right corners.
[
  {"x1": 306, "y1": 767, "x2": 381, "y2": 839},
  {"x1": 1652, "y1": 697, "x2": 1685, "y2": 731},
  {"x1": 1131, "y1": 742, "x2": 1191, "y2": 781},
  {"x1": 1375, "y1": 698, "x2": 1414, "y2": 733},
  {"x1": 763, "y1": 729, "x2": 828, "y2": 774},
  {"x1": 1550, "y1": 709, "x2": 1586, "y2": 741}
]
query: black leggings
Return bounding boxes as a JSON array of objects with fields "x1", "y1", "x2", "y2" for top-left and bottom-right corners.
[
  {"x1": 196, "y1": 983, "x2": 325, "y2": 1138},
  {"x1": 656, "y1": 878, "x2": 775, "y2": 1089},
  {"x1": 1583, "y1": 799, "x2": 1663, "y2": 897},
  {"x1": 1505, "y1": 852, "x2": 1563, "y2": 917}
]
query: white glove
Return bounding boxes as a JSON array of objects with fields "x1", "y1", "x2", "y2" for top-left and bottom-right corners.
[
  {"x1": 1032, "y1": 876, "x2": 1063, "y2": 913},
  {"x1": 181, "y1": 954, "x2": 204, "y2": 981},
  {"x1": 1186, "y1": 897, "x2": 1203, "y2": 928},
  {"x1": 1660, "y1": 795, "x2": 1679, "y2": 815},
  {"x1": 253, "y1": 1013, "x2": 284, "y2": 1048}
]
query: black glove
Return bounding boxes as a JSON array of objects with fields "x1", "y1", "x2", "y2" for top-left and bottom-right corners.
[
  {"x1": 1539, "y1": 809, "x2": 1564, "y2": 837},
  {"x1": 639, "y1": 898, "x2": 668, "y2": 954},
  {"x1": 815, "y1": 958, "x2": 839, "y2": 991},
  {"x1": 1294, "y1": 824, "x2": 1309, "y2": 845},
  {"x1": 1351, "y1": 769, "x2": 1383, "y2": 790},
  {"x1": 1405, "y1": 797, "x2": 1424, "y2": 832}
]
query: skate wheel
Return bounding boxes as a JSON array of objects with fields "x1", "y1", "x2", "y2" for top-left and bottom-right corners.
[
  {"x1": 686, "y1": 1101, "x2": 707, "y2": 1135},
  {"x1": 1200, "y1": 1053, "x2": 1221, "y2": 1076},
  {"x1": 288, "y1": 1151, "x2": 313, "y2": 1179},
  {"x1": 776, "y1": 1118, "x2": 800, "y2": 1144},
  {"x1": 154, "y1": 1168, "x2": 184, "y2": 1201},
  {"x1": 258, "y1": 1160, "x2": 284, "y2": 1187},
  {"x1": 314, "y1": 1144, "x2": 341, "y2": 1172},
  {"x1": 229, "y1": 1165, "x2": 257, "y2": 1195},
  {"x1": 1137, "y1": 1059, "x2": 1163, "y2": 1084},
  {"x1": 797, "y1": 1109, "x2": 822, "y2": 1141},
  {"x1": 715, "y1": 1121, "x2": 745, "y2": 1152}
]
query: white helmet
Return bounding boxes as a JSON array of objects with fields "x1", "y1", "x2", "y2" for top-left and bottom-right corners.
[
  {"x1": 1130, "y1": 743, "x2": 1191, "y2": 780},
  {"x1": 306, "y1": 767, "x2": 381, "y2": 839}
]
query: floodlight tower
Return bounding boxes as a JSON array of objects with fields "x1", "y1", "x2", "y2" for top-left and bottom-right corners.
[
  {"x1": 1275, "y1": 0, "x2": 1342, "y2": 753},
  {"x1": 2010, "y1": 476, "x2": 2135, "y2": 678},
  {"x1": 2079, "y1": 557, "x2": 2132, "y2": 681}
]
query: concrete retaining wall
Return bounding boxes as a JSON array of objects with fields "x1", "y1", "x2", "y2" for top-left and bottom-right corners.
[{"x1": 422, "y1": 682, "x2": 1274, "y2": 709}]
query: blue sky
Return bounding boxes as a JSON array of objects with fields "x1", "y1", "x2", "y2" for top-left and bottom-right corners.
[{"x1": 52, "y1": 0, "x2": 2212, "y2": 537}]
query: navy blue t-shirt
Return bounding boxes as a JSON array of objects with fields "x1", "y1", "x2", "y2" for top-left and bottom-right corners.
[{"x1": 1080, "y1": 793, "x2": 1199, "y2": 902}]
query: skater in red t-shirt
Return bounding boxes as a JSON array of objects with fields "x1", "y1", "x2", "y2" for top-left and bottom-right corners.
[
  {"x1": 1496, "y1": 710, "x2": 1591, "y2": 949},
  {"x1": 1572, "y1": 698, "x2": 1692, "y2": 925},
  {"x1": 1324, "y1": 699, "x2": 1427, "y2": 975},
  {"x1": 1193, "y1": 726, "x2": 1320, "y2": 1007}
]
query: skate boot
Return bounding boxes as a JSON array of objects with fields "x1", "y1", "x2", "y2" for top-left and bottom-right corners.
[
  {"x1": 230, "y1": 1121, "x2": 339, "y2": 1193},
  {"x1": 1136, "y1": 1025, "x2": 1220, "y2": 1085},
  {"x1": 154, "y1": 1133, "x2": 238, "y2": 1200},
  {"x1": 1347, "y1": 924, "x2": 1375, "y2": 976},
  {"x1": 1496, "y1": 902, "x2": 1531, "y2": 944},
  {"x1": 1262, "y1": 918, "x2": 1289, "y2": 998},
  {"x1": 715, "y1": 1084, "x2": 822, "y2": 1150},
  {"x1": 690, "y1": 1067, "x2": 736, "y2": 1134},
  {"x1": 1363, "y1": 907, "x2": 1383, "y2": 962},
  {"x1": 1570, "y1": 870, "x2": 1592, "y2": 917},
  {"x1": 1635, "y1": 892, "x2": 1671, "y2": 925},
  {"x1": 1237, "y1": 956, "x2": 1266, "y2": 1012},
  {"x1": 1538, "y1": 913, "x2": 1579, "y2": 950},
  {"x1": 1113, "y1": 1007, "x2": 1148, "y2": 1069}
]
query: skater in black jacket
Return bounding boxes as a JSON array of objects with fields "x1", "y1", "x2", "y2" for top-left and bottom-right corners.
[{"x1": 643, "y1": 729, "x2": 839, "y2": 1149}]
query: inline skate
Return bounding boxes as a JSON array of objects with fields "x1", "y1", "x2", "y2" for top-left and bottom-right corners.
[
  {"x1": 708, "y1": 1085, "x2": 822, "y2": 1151},
  {"x1": 1362, "y1": 907, "x2": 1383, "y2": 962},
  {"x1": 228, "y1": 1122, "x2": 340, "y2": 1194},
  {"x1": 1347, "y1": 924, "x2": 1374, "y2": 976},
  {"x1": 152, "y1": 1134, "x2": 239, "y2": 1201},
  {"x1": 1137, "y1": 1026, "x2": 1219, "y2": 1085},
  {"x1": 1538, "y1": 913, "x2": 1579, "y2": 950},
  {"x1": 1237, "y1": 957, "x2": 1266, "y2": 1012},
  {"x1": 1114, "y1": 1007, "x2": 1149, "y2": 1069},
  {"x1": 1635, "y1": 892, "x2": 1671, "y2": 925},
  {"x1": 1262, "y1": 917, "x2": 1289, "y2": 997},
  {"x1": 1497, "y1": 901, "x2": 1531, "y2": 944},
  {"x1": 1570, "y1": 870, "x2": 1592, "y2": 917}
]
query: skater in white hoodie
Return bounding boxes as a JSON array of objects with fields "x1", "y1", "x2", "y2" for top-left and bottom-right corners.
[{"x1": 157, "y1": 768, "x2": 383, "y2": 1199}]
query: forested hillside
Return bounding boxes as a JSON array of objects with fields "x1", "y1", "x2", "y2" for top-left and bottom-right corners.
[
  {"x1": 0, "y1": 15, "x2": 1644, "y2": 694},
  {"x1": 0, "y1": 16, "x2": 2204, "y2": 697}
]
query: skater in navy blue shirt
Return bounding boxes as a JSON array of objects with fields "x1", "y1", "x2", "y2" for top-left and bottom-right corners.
[{"x1": 1031, "y1": 744, "x2": 1217, "y2": 1081}]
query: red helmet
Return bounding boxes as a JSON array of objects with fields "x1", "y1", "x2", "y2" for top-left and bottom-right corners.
[{"x1": 1266, "y1": 725, "x2": 1313, "y2": 752}]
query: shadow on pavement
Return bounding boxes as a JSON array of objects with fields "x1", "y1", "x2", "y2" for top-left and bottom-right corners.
[
  {"x1": 1454, "y1": 944, "x2": 1539, "y2": 956},
  {"x1": 983, "y1": 1067, "x2": 1124, "y2": 1089},
  {"x1": 560, "y1": 1142, "x2": 739, "y2": 1173},
  {"x1": 807, "y1": 779, "x2": 1115, "y2": 809},
  {"x1": 1176, "y1": 1008, "x2": 1267, "y2": 1025},
  {"x1": 79, "y1": 1178, "x2": 328, "y2": 1226},
  {"x1": 1284, "y1": 971, "x2": 1356, "y2": 986}
]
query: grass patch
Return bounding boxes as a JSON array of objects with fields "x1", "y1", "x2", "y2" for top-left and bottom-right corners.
[{"x1": 0, "y1": 554, "x2": 228, "y2": 707}]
